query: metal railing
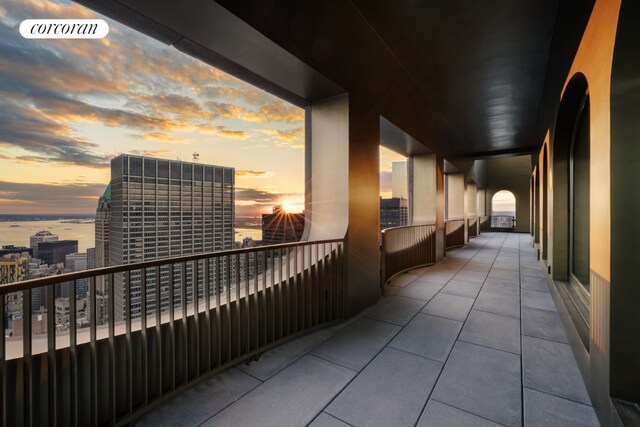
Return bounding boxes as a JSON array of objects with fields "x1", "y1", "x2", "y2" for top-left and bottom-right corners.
[
  {"x1": 445, "y1": 219, "x2": 466, "y2": 250},
  {"x1": 0, "y1": 239, "x2": 344, "y2": 426},
  {"x1": 381, "y1": 224, "x2": 437, "y2": 288},
  {"x1": 467, "y1": 217, "x2": 478, "y2": 239},
  {"x1": 491, "y1": 215, "x2": 516, "y2": 230}
]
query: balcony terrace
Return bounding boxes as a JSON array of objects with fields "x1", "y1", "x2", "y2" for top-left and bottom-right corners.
[{"x1": 137, "y1": 232, "x2": 598, "y2": 427}]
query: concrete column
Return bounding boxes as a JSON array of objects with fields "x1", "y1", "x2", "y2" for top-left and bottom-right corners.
[{"x1": 307, "y1": 94, "x2": 381, "y2": 317}]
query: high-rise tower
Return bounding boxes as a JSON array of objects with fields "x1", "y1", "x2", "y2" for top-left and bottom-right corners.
[{"x1": 109, "y1": 154, "x2": 235, "y2": 321}]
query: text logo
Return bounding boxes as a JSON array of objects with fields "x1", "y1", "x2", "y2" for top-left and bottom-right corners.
[{"x1": 20, "y1": 19, "x2": 109, "y2": 39}]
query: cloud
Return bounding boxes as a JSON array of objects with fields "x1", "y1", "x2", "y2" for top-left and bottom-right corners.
[
  {"x1": 259, "y1": 101, "x2": 304, "y2": 123},
  {"x1": 128, "y1": 149, "x2": 175, "y2": 158},
  {"x1": 0, "y1": 180, "x2": 107, "y2": 213},
  {"x1": 133, "y1": 132, "x2": 190, "y2": 144},
  {"x1": 236, "y1": 188, "x2": 302, "y2": 204},
  {"x1": 236, "y1": 170, "x2": 273, "y2": 177},
  {"x1": 210, "y1": 126, "x2": 248, "y2": 139},
  {"x1": 195, "y1": 85, "x2": 273, "y2": 106},
  {"x1": 260, "y1": 127, "x2": 304, "y2": 149}
]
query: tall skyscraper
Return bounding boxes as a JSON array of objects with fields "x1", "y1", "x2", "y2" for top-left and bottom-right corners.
[
  {"x1": 391, "y1": 161, "x2": 408, "y2": 199},
  {"x1": 380, "y1": 197, "x2": 408, "y2": 230},
  {"x1": 110, "y1": 154, "x2": 235, "y2": 321},
  {"x1": 30, "y1": 230, "x2": 58, "y2": 258},
  {"x1": 262, "y1": 205, "x2": 305, "y2": 245},
  {"x1": 95, "y1": 184, "x2": 111, "y2": 294}
]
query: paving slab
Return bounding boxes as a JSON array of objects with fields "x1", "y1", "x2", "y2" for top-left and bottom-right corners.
[
  {"x1": 389, "y1": 313, "x2": 463, "y2": 362},
  {"x1": 326, "y1": 347, "x2": 442, "y2": 427},
  {"x1": 459, "y1": 310, "x2": 521, "y2": 354},
  {"x1": 422, "y1": 293, "x2": 475, "y2": 322}
]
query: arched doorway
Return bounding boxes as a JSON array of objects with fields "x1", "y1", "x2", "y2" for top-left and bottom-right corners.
[
  {"x1": 491, "y1": 190, "x2": 516, "y2": 229},
  {"x1": 570, "y1": 89, "x2": 590, "y2": 292}
]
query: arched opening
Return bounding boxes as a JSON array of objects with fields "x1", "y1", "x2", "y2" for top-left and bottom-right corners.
[
  {"x1": 570, "y1": 90, "x2": 590, "y2": 291},
  {"x1": 552, "y1": 72, "x2": 591, "y2": 348},
  {"x1": 491, "y1": 190, "x2": 516, "y2": 229}
]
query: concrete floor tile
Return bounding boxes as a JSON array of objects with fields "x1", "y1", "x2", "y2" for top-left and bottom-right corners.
[
  {"x1": 441, "y1": 279, "x2": 483, "y2": 298},
  {"x1": 521, "y1": 276, "x2": 548, "y2": 292},
  {"x1": 482, "y1": 277, "x2": 520, "y2": 296},
  {"x1": 432, "y1": 341, "x2": 521, "y2": 426},
  {"x1": 418, "y1": 400, "x2": 502, "y2": 427},
  {"x1": 363, "y1": 295, "x2": 426, "y2": 326},
  {"x1": 203, "y1": 355, "x2": 355, "y2": 427},
  {"x1": 524, "y1": 387, "x2": 599, "y2": 427},
  {"x1": 459, "y1": 310, "x2": 521, "y2": 354},
  {"x1": 452, "y1": 270, "x2": 487, "y2": 284},
  {"x1": 311, "y1": 317, "x2": 400, "y2": 371},
  {"x1": 422, "y1": 293, "x2": 475, "y2": 322},
  {"x1": 237, "y1": 329, "x2": 334, "y2": 380},
  {"x1": 309, "y1": 412, "x2": 351, "y2": 427},
  {"x1": 136, "y1": 368, "x2": 261, "y2": 427},
  {"x1": 398, "y1": 280, "x2": 444, "y2": 301},
  {"x1": 389, "y1": 313, "x2": 463, "y2": 361},
  {"x1": 474, "y1": 290, "x2": 520, "y2": 318},
  {"x1": 522, "y1": 336, "x2": 591, "y2": 405},
  {"x1": 521, "y1": 289, "x2": 557, "y2": 312},
  {"x1": 487, "y1": 268, "x2": 520, "y2": 281},
  {"x1": 326, "y1": 347, "x2": 442, "y2": 427},
  {"x1": 522, "y1": 307, "x2": 568, "y2": 343}
]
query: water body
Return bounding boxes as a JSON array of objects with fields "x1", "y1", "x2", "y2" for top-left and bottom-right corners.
[{"x1": 0, "y1": 221, "x2": 262, "y2": 254}]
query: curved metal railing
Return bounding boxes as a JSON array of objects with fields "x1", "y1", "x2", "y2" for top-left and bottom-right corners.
[
  {"x1": 445, "y1": 219, "x2": 465, "y2": 250},
  {"x1": 0, "y1": 239, "x2": 344, "y2": 426},
  {"x1": 381, "y1": 224, "x2": 437, "y2": 287}
]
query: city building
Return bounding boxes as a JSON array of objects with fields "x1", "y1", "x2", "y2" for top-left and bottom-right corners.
[
  {"x1": 110, "y1": 154, "x2": 235, "y2": 320},
  {"x1": 86, "y1": 247, "x2": 96, "y2": 270},
  {"x1": 0, "y1": 245, "x2": 33, "y2": 257},
  {"x1": 391, "y1": 161, "x2": 408, "y2": 199},
  {"x1": 0, "y1": 253, "x2": 29, "y2": 285},
  {"x1": 95, "y1": 183, "x2": 111, "y2": 294},
  {"x1": 261, "y1": 205, "x2": 305, "y2": 245},
  {"x1": 65, "y1": 252, "x2": 88, "y2": 299},
  {"x1": 380, "y1": 197, "x2": 408, "y2": 230},
  {"x1": 37, "y1": 240, "x2": 78, "y2": 266},
  {"x1": 29, "y1": 230, "x2": 58, "y2": 258}
]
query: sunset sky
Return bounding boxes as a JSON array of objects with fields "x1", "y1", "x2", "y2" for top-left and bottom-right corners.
[{"x1": 0, "y1": 0, "x2": 305, "y2": 216}]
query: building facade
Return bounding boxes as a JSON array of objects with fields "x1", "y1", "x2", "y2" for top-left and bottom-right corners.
[
  {"x1": 29, "y1": 230, "x2": 58, "y2": 258},
  {"x1": 110, "y1": 154, "x2": 235, "y2": 321},
  {"x1": 262, "y1": 205, "x2": 305, "y2": 245},
  {"x1": 380, "y1": 197, "x2": 408, "y2": 230},
  {"x1": 95, "y1": 184, "x2": 111, "y2": 294},
  {"x1": 391, "y1": 161, "x2": 408, "y2": 199},
  {"x1": 37, "y1": 240, "x2": 78, "y2": 266}
]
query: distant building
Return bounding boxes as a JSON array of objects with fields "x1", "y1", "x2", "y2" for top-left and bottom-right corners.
[
  {"x1": 95, "y1": 184, "x2": 111, "y2": 294},
  {"x1": 37, "y1": 240, "x2": 78, "y2": 266},
  {"x1": 380, "y1": 197, "x2": 408, "y2": 230},
  {"x1": 0, "y1": 253, "x2": 29, "y2": 285},
  {"x1": 86, "y1": 247, "x2": 96, "y2": 270},
  {"x1": 30, "y1": 230, "x2": 58, "y2": 258},
  {"x1": 391, "y1": 161, "x2": 408, "y2": 199},
  {"x1": 110, "y1": 154, "x2": 235, "y2": 321},
  {"x1": 0, "y1": 245, "x2": 33, "y2": 257},
  {"x1": 262, "y1": 205, "x2": 305, "y2": 245},
  {"x1": 65, "y1": 252, "x2": 88, "y2": 299}
]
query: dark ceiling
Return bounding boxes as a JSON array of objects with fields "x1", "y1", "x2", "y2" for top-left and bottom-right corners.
[{"x1": 79, "y1": 0, "x2": 595, "y2": 160}]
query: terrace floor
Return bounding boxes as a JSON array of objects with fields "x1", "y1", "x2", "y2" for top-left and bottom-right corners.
[{"x1": 137, "y1": 232, "x2": 600, "y2": 427}]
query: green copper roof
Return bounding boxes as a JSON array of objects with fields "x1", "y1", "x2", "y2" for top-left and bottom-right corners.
[{"x1": 100, "y1": 183, "x2": 111, "y2": 203}]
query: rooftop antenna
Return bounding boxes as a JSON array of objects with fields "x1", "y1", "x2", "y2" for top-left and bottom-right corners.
[{"x1": 192, "y1": 152, "x2": 200, "y2": 163}]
